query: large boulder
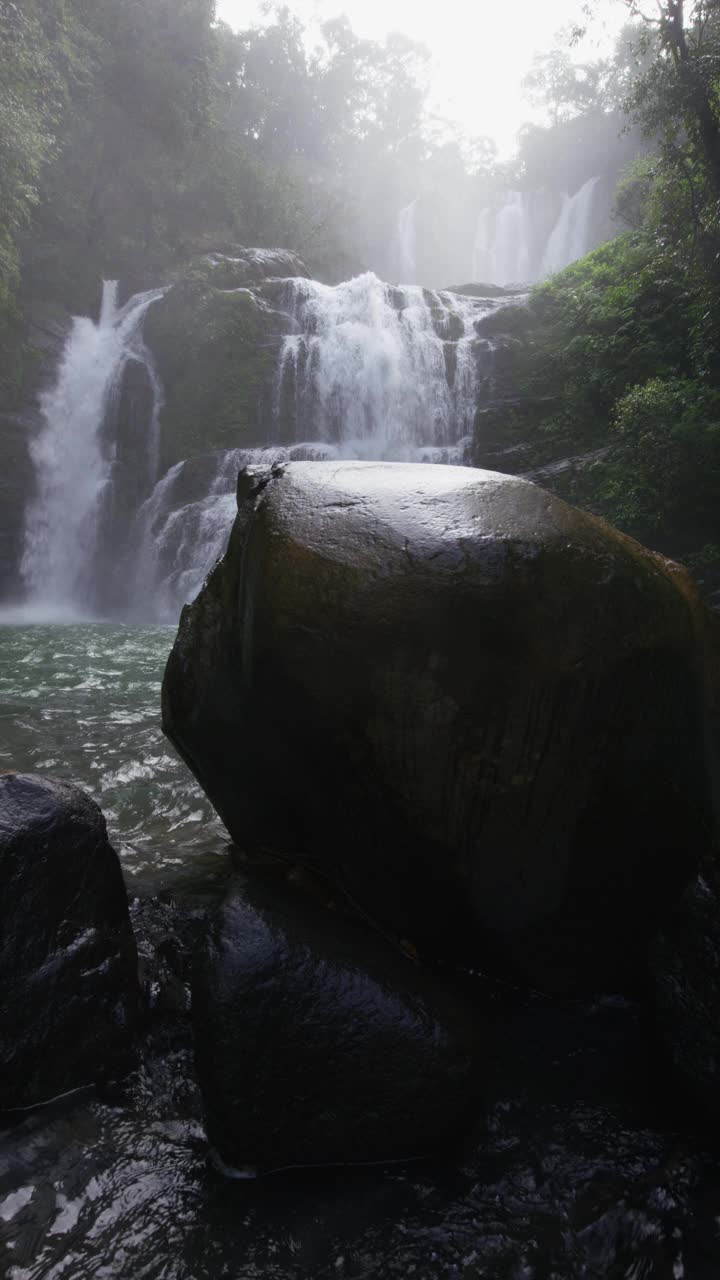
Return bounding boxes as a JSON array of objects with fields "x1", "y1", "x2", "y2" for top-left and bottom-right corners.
[
  {"x1": 0, "y1": 774, "x2": 140, "y2": 1109},
  {"x1": 193, "y1": 865, "x2": 486, "y2": 1175},
  {"x1": 163, "y1": 461, "x2": 719, "y2": 992},
  {"x1": 649, "y1": 863, "x2": 720, "y2": 1114}
]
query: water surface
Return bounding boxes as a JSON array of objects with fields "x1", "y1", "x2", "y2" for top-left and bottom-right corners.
[
  {"x1": 0, "y1": 623, "x2": 227, "y2": 890},
  {"x1": 2, "y1": 622, "x2": 720, "y2": 1278}
]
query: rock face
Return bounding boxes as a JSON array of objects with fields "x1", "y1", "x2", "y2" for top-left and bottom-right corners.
[
  {"x1": 163, "y1": 461, "x2": 719, "y2": 992},
  {"x1": 144, "y1": 250, "x2": 310, "y2": 471},
  {"x1": 193, "y1": 867, "x2": 486, "y2": 1174},
  {"x1": 0, "y1": 411, "x2": 36, "y2": 601},
  {"x1": 0, "y1": 773, "x2": 139, "y2": 1109},
  {"x1": 0, "y1": 300, "x2": 70, "y2": 603}
]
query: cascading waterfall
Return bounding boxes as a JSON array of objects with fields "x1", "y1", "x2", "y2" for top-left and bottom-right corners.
[
  {"x1": 471, "y1": 179, "x2": 602, "y2": 285},
  {"x1": 473, "y1": 192, "x2": 531, "y2": 285},
  {"x1": 21, "y1": 281, "x2": 164, "y2": 616},
  {"x1": 132, "y1": 272, "x2": 511, "y2": 619},
  {"x1": 541, "y1": 176, "x2": 601, "y2": 277},
  {"x1": 131, "y1": 443, "x2": 345, "y2": 621},
  {"x1": 20, "y1": 268, "x2": 519, "y2": 622},
  {"x1": 274, "y1": 272, "x2": 486, "y2": 459}
]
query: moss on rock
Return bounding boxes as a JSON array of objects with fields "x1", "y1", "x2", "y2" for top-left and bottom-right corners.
[{"x1": 144, "y1": 251, "x2": 305, "y2": 469}]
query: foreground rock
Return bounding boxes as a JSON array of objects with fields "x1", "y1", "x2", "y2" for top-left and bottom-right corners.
[
  {"x1": 193, "y1": 866, "x2": 485, "y2": 1175},
  {"x1": 163, "y1": 461, "x2": 719, "y2": 993},
  {"x1": 650, "y1": 865, "x2": 720, "y2": 1113},
  {"x1": 0, "y1": 774, "x2": 139, "y2": 1109}
]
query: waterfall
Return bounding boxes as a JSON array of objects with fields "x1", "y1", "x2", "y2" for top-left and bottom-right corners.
[
  {"x1": 541, "y1": 176, "x2": 601, "y2": 277},
  {"x1": 130, "y1": 272, "x2": 514, "y2": 620},
  {"x1": 131, "y1": 444, "x2": 342, "y2": 620},
  {"x1": 21, "y1": 281, "x2": 164, "y2": 617},
  {"x1": 392, "y1": 199, "x2": 418, "y2": 283},
  {"x1": 274, "y1": 272, "x2": 486, "y2": 460},
  {"x1": 19, "y1": 267, "x2": 522, "y2": 622},
  {"x1": 472, "y1": 192, "x2": 531, "y2": 287}
]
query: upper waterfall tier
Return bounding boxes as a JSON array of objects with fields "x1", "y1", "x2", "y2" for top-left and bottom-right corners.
[{"x1": 389, "y1": 178, "x2": 606, "y2": 289}]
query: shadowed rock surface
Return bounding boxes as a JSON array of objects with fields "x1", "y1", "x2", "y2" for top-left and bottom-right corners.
[
  {"x1": 193, "y1": 864, "x2": 486, "y2": 1175},
  {"x1": 163, "y1": 460, "x2": 719, "y2": 993},
  {"x1": 0, "y1": 773, "x2": 139, "y2": 1109},
  {"x1": 650, "y1": 863, "x2": 720, "y2": 1113}
]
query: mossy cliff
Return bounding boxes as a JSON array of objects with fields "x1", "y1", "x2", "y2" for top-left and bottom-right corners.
[{"x1": 144, "y1": 250, "x2": 308, "y2": 472}]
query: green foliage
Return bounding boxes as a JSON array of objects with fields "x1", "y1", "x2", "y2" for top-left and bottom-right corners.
[
  {"x1": 522, "y1": 233, "x2": 692, "y2": 439},
  {"x1": 513, "y1": 226, "x2": 720, "y2": 553},
  {"x1": 503, "y1": 3, "x2": 720, "y2": 566},
  {"x1": 0, "y1": 0, "x2": 75, "y2": 395},
  {"x1": 597, "y1": 377, "x2": 720, "y2": 544},
  {"x1": 6, "y1": 1, "x2": 439, "y2": 314}
]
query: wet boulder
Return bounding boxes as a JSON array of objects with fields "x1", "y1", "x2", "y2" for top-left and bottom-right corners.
[
  {"x1": 193, "y1": 867, "x2": 486, "y2": 1175},
  {"x1": 649, "y1": 864, "x2": 720, "y2": 1115},
  {"x1": 163, "y1": 460, "x2": 719, "y2": 993},
  {"x1": 0, "y1": 773, "x2": 140, "y2": 1109}
]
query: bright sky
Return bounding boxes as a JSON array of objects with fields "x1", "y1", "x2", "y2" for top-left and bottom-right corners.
[{"x1": 215, "y1": 0, "x2": 627, "y2": 155}]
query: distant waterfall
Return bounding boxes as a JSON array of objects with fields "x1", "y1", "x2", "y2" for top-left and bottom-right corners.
[
  {"x1": 473, "y1": 192, "x2": 531, "y2": 286},
  {"x1": 541, "y1": 176, "x2": 601, "y2": 277},
  {"x1": 21, "y1": 281, "x2": 164, "y2": 616},
  {"x1": 274, "y1": 272, "x2": 487, "y2": 459},
  {"x1": 392, "y1": 199, "x2": 418, "y2": 282}
]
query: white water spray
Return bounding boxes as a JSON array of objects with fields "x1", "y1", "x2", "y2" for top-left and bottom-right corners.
[
  {"x1": 473, "y1": 192, "x2": 531, "y2": 286},
  {"x1": 275, "y1": 272, "x2": 488, "y2": 458},
  {"x1": 21, "y1": 281, "x2": 164, "y2": 615},
  {"x1": 541, "y1": 177, "x2": 602, "y2": 277}
]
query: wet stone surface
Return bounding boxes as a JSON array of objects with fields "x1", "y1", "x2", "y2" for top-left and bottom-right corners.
[
  {"x1": 3, "y1": 948, "x2": 720, "y2": 1279},
  {"x1": 3, "y1": 623, "x2": 720, "y2": 1276}
]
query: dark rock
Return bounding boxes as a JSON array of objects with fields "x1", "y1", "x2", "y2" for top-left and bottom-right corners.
[
  {"x1": 94, "y1": 357, "x2": 159, "y2": 613},
  {"x1": 163, "y1": 460, "x2": 719, "y2": 994},
  {"x1": 446, "y1": 282, "x2": 515, "y2": 299},
  {"x1": 193, "y1": 866, "x2": 486, "y2": 1175},
  {"x1": 145, "y1": 277, "x2": 286, "y2": 469},
  {"x1": 429, "y1": 305, "x2": 464, "y2": 341},
  {"x1": 192, "y1": 247, "x2": 309, "y2": 287},
  {"x1": 474, "y1": 304, "x2": 532, "y2": 339},
  {"x1": 0, "y1": 411, "x2": 36, "y2": 601},
  {"x1": 649, "y1": 864, "x2": 720, "y2": 1112},
  {"x1": 0, "y1": 773, "x2": 140, "y2": 1109},
  {"x1": 0, "y1": 300, "x2": 70, "y2": 603}
]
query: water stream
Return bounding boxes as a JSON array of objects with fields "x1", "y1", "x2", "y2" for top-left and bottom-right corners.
[
  {"x1": 20, "y1": 282, "x2": 164, "y2": 618},
  {"x1": 541, "y1": 176, "x2": 602, "y2": 277},
  {"x1": 274, "y1": 273, "x2": 486, "y2": 456}
]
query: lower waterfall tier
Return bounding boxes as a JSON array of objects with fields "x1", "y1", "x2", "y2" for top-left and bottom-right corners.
[{"x1": 13, "y1": 255, "x2": 528, "y2": 622}]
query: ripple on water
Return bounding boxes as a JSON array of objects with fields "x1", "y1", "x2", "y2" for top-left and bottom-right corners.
[{"x1": 0, "y1": 623, "x2": 227, "y2": 888}]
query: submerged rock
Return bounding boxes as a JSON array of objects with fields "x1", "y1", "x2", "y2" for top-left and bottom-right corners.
[
  {"x1": 0, "y1": 773, "x2": 139, "y2": 1109},
  {"x1": 193, "y1": 867, "x2": 485, "y2": 1175},
  {"x1": 163, "y1": 460, "x2": 719, "y2": 993}
]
